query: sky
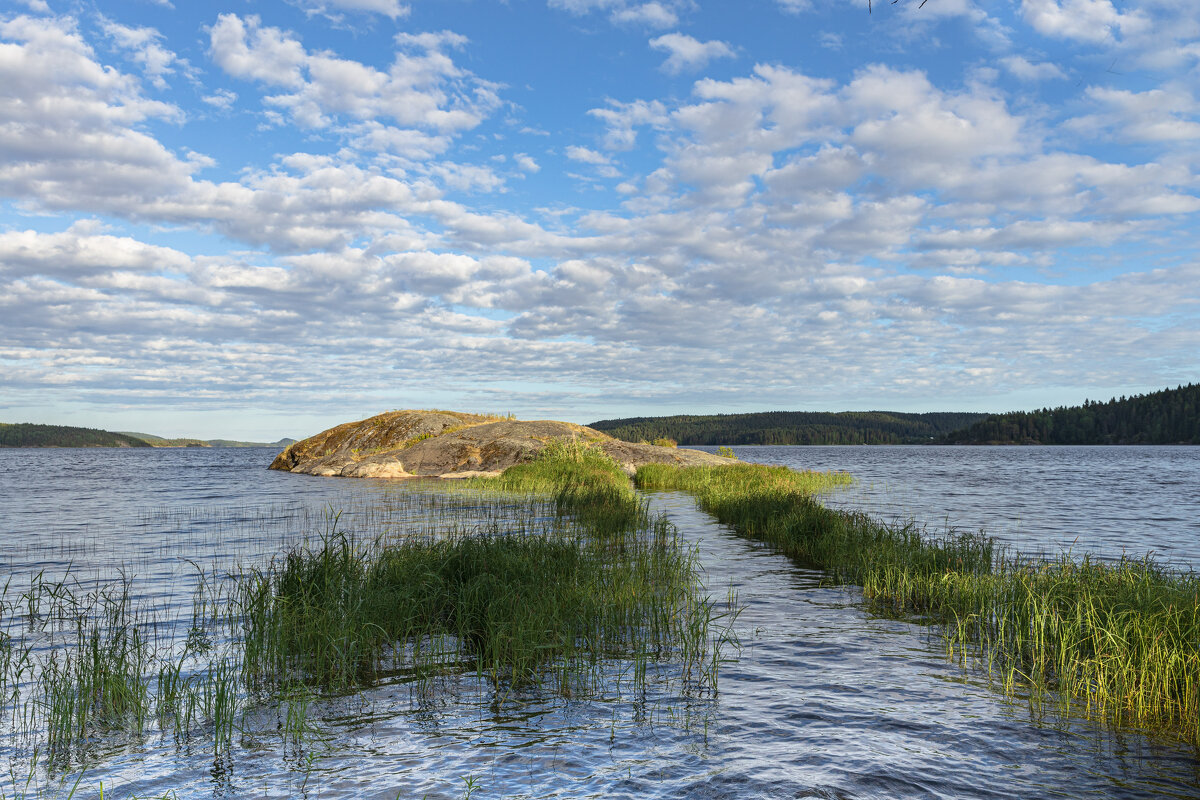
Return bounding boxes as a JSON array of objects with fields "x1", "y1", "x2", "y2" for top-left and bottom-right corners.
[{"x1": 0, "y1": 0, "x2": 1197, "y2": 439}]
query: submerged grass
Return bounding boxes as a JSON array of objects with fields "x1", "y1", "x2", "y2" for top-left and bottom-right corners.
[
  {"x1": 237, "y1": 513, "x2": 710, "y2": 695},
  {"x1": 238, "y1": 440, "x2": 722, "y2": 696},
  {"x1": 1, "y1": 438, "x2": 730, "y2": 793},
  {"x1": 636, "y1": 461, "x2": 1200, "y2": 744}
]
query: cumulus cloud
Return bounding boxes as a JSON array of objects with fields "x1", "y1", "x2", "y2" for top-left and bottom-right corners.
[
  {"x1": 611, "y1": 3, "x2": 678, "y2": 27},
  {"x1": 1001, "y1": 55, "x2": 1067, "y2": 81},
  {"x1": 1068, "y1": 85, "x2": 1200, "y2": 142},
  {"x1": 565, "y1": 145, "x2": 611, "y2": 164},
  {"x1": 296, "y1": 0, "x2": 410, "y2": 19},
  {"x1": 1020, "y1": 0, "x2": 1146, "y2": 43},
  {"x1": 548, "y1": 0, "x2": 691, "y2": 30},
  {"x1": 2, "y1": 6, "x2": 1198, "y2": 423},
  {"x1": 201, "y1": 88, "x2": 237, "y2": 110},
  {"x1": 649, "y1": 32, "x2": 734, "y2": 74},
  {"x1": 208, "y1": 15, "x2": 496, "y2": 132},
  {"x1": 514, "y1": 153, "x2": 540, "y2": 172},
  {"x1": 101, "y1": 19, "x2": 185, "y2": 89},
  {"x1": 589, "y1": 98, "x2": 669, "y2": 150},
  {"x1": 0, "y1": 15, "x2": 193, "y2": 210}
]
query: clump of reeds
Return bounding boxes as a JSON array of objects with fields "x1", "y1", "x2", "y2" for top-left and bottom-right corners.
[
  {"x1": 637, "y1": 462, "x2": 1200, "y2": 744},
  {"x1": 0, "y1": 443, "x2": 734, "y2": 791},
  {"x1": 236, "y1": 513, "x2": 715, "y2": 695},
  {"x1": 469, "y1": 437, "x2": 647, "y2": 534},
  {"x1": 234, "y1": 443, "x2": 725, "y2": 697}
]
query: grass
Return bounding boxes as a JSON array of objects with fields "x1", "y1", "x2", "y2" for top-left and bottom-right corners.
[
  {"x1": 236, "y1": 512, "x2": 715, "y2": 696},
  {"x1": 636, "y1": 461, "x2": 1200, "y2": 744},
  {"x1": 466, "y1": 438, "x2": 647, "y2": 534},
  {"x1": 235, "y1": 440, "x2": 724, "y2": 695},
  {"x1": 0, "y1": 439, "x2": 732, "y2": 793}
]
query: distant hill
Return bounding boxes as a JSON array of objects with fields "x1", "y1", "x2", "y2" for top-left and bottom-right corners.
[
  {"x1": 0, "y1": 423, "x2": 152, "y2": 448},
  {"x1": 941, "y1": 384, "x2": 1200, "y2": 445},
  {"x1": 0, "y1": 423, "x2": 296, "y2": 449},
  {"x1": 205, "y1": 438, "x2": 297, "y2": 449},
  {"x1": 119, "y1": 432, "x2": 209, "y2": 447},
  {"x1": 121, "y1": 432, "x2": 298, "y2": 448},
  {"x1": 590, "y1": 410, "x2": 990, "y2": 446}
]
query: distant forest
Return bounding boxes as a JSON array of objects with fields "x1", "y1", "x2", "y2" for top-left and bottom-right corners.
[
  {"x1": 941, "y1": 384, "x2": 1200, "y2": 445},
  {"x1": 590, "y1": 411, "x2": 989, "y2": 446},
  {"x1": 0, "y1": 423, "x2": 151, "y2": 448}
]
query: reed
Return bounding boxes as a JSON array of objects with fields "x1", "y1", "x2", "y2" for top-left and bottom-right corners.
[
  {"x1": 0, "y1": 444, "x2": 735, "y2": 791},
  {"x1": 636, "y1": 461, "x2": 1200, "y2": 743},
  {"x1": 235, "y1": 444, "x2": 722, "y2": 697},
  {"x1": 467, "y1": 437, "x2": 646, "y2": 534}
]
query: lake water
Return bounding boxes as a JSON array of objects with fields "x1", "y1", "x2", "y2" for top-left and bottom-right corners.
[{"x1": 1, "y1": 445, "x2": 1198, "y2": 799}]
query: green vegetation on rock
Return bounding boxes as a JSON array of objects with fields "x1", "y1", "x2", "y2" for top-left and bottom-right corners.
[
  {"x1": 591, "y1": 410, "x2": 988, "y2": 445},
  {"x1": 940, "y1": 384, "x2": 1200, "y2": 444}
]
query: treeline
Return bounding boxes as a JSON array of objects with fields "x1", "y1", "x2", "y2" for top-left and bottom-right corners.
[
  {"x1": 941, "y1": 384, "x2": 1200, "y2": 445},
  {"x1": 0, "y1": 423, "x2": 152, "y2": 448},
  {"x1": 590, "y1": 411, "x2": 989, "y2": 446}
]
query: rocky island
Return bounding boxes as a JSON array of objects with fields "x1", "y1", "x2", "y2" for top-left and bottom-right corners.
[{"x1": 269, "y1": 410, "x2": 735, "y2": 479}]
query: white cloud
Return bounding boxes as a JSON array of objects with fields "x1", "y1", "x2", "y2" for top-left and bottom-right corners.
[
  {"x1": 649, "y1": 32, "x2": 734, "y2": 74},
  {"x1": 566, "y1": 145, "x2": 611, "y2": 164},
  {"x1": 1068, "y1": 85, "x2": 1200, "y2": 142},
  {"x1": 2, "y1": 9, "x2": 1198, "y2": 420},
  {"x1": 548, "y1": 0, "x2": 690, "y2": 31},
  {"x1": 611, "y1": 2, "x2": 678, "y2": 27},
  {"x1": 101, "y1": 19, "x2": 184, "y2": 89},
  {"x1": 514, "y1": 153, "x2": 540, "y2": 172},
  {"x1": 209, "y1": 15, "x2": 496, "y2": 132},
  {"x1": 201, "y1": 88, "x2": 238, "y2": 110},
  {"x1": 297, "y1": 0, "x2": 410, "y2": 19},
  {"x1": 775, "y1": 0, "x2": 811, "y2": 13},
  {"x1": 1001, "y1": 55, "x2": 1067, "y2": 81},
  {"x1": 589, "y1": 98, "x2": 669, "y2": 150},
  {"x1": 0, "y1": 15, "x2": 192, "y2": 210},
  {"x1": 1020, "y1": 0, "x2": 1147, "y2": 43},
  {"x1": 208, "y1": 14, "x2": 307, "y2": 89}
]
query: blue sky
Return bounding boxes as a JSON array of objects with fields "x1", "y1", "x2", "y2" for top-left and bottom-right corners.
[{"x1": 1, "y1": 0, "x2": 1197, "y2": 439}]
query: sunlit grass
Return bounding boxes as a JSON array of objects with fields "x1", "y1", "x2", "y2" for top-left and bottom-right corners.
[
  {"x1": 0, "y1": 440, "x2": 733, "y2": 794},
  {"x1": 636, "y1": 461, "x2": 1200, "y2": 744}
]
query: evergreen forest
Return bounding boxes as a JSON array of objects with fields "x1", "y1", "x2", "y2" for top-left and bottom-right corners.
[
  {"x1": 939, "y1": 384, "x2": 1200, "y2": 445},
  {"x1": 590, "y1": 411, "x2": 989, "y2": 446},
  {"x1": 0, "y1": 423, "x2": 152, "y2": 448}
]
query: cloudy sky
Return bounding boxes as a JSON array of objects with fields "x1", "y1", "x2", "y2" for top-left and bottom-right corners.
[{"x1": 1, "y1": 0, "x2": 1197, "y2": 438}]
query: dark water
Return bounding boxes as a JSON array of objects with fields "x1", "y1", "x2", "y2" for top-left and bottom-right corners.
[{"x1": 1, "y1": 446, "x2": 1198, "y2": 799}]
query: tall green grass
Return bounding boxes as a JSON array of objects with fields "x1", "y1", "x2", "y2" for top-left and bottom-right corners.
[
  {"x1": 235, "y1": 514, "x2": 714, "y2": 696},
  {"x1": 467, "y1": 438, "x2": 646, "y2": 533},
  {"x1": 637, "y1": 462, "x2": 1200, "y2": 744},
  {"x1": 236, "y1": 441, "x2": 725, "y2": 696},
  {"x1": 0, "y1": 440, "x2": 732, "y2": 792}
]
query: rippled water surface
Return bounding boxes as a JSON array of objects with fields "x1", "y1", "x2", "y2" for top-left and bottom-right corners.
[
  {"x1": 2, "y1": 446, "x2": 1198, "y2": 799},
  {"x1": 701, "y1": 445, "x2": 1200, "y2": 567}
]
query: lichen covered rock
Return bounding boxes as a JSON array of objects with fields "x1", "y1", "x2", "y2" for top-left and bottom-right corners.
[{"x1": 270, "y1": 410, "x2": 732, "y2": 478}]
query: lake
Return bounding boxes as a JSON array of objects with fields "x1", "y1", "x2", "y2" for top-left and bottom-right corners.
[{"x1": 1, "y1": 445, "x2": 1198, "y2": 798}]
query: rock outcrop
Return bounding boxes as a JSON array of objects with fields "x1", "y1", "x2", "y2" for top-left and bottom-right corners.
[{"x1": 269, "y1": 410, "x2": 733, "y2": 478}]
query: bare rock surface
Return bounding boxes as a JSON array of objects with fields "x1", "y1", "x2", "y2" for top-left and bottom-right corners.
[{"x1": 269, "y1": 410, "x2": 733, "y2": 478}]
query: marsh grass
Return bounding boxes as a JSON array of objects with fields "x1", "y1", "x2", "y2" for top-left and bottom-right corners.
[
  {"x1": 466, "y1": 438, "x2": 647, "y2": 534},
  {"x1": 637, "y1": 462, "x2": 1200, "y2": 744},
  {"x1": 235, "y1": 513, "x2": 714, "y2": 697},
  {"x1": 235, "y1": 441, "x2": 724, "y2": 697},
  {"x1": 0, "y1": 440, "x2": 732, "y2": 794}
]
